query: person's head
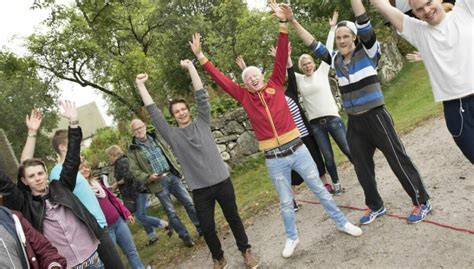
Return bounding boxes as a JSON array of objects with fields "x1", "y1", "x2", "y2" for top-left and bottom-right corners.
[
  {"x1": 298, "y1": 54, "x2": 316, "y2": 76},
  {"x1": 79, "y1": 159, "x2": 91, "y2": 180},
  {"x1": 130, "y1": 119, "x2": 147, "y2": 141},
  {"x1": 442, "y1": 2, "x2": 454, "y2": 12},
  {"x1": 19, "y1": 158, "x2": 49, "y2": 196},
  {"x1": 242, "y1": 66, "x2": 265, "y2": 92},
  {"x1": 409, "y1": 0, "x2": 445, "y2": 25},
  {"x1": 335, "y1": 21, "x2": 358, "y2": 58},
  {"x1": 168, "y1": 97, "x2": 192, "y2": 128},
  {"x1": 105, "y1": 145, "x2": 124, "y2": 164},
  {"x1": 51, "y1": 129, "x2": 68, "y2": 156}
]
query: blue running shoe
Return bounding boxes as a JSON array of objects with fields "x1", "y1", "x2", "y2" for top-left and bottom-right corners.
[
  {"x1": 407, "y1": 201, "x2": 432, "y2": 224},
  {"x1": 359, "y1": 207, "x2": 386, "y2": 225}
]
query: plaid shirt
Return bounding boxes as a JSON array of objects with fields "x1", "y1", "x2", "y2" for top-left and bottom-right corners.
[{"x1": 136, "y1": 135, "x2": 170, "y2": 174}]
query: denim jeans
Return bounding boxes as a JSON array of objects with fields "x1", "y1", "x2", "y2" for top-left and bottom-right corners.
[
  {"x1": 135, "y1": 192, "x2": 166, "y2": 240},
  {"x1": 108, "y1": 217, "x2": 144, "y2": 269},
  {"x1": 310, "y1": 116, "x2": 352, "y2": 184},
  {"x1": 155, "y1": 173, "x2": 201, "y2": 239},
  {"x1": 265, "y1": 144, "x2": 348, "y2": 240},
  {"x1": 192, "y1": 178, "x2": 250, "y2": 260}
]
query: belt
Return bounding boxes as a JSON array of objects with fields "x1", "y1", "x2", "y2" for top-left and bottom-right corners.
[
  {"x1": 72, "y1": 251, "x2": 100, "y2": 269},
  {"x1": 264, "y1": 139, "x2": 304, "y2": 159}
]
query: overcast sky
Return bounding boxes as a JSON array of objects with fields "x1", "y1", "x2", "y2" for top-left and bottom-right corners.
[{"x1": 0, "y1": 0, "x2": 268, "y2": 126}]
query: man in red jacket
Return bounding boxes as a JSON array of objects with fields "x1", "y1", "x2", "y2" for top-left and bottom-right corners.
[
  {"x1": 189, "y1": 1, "x2": 362, "y2": 259},
  {"x1": 0, "y1": 206, "x2": 67, "y2": 269}
]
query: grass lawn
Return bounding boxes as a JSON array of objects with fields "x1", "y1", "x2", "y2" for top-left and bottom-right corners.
[{"x1": 123, "y1": 61, "x2": 441, "y2": 268}]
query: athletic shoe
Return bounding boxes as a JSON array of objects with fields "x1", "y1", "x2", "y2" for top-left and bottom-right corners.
[
  {"x1": 213, "y1": 257, "x2": 228, "y2": 269},
  {"x1": 293, "y1": 199, "x2": 301, "y2": 212},
  {"x1": 359, "y1": 207, "x2": 386, "y2": 225},
  {"x1": 282, "y1": 238, "x2": 299, "y2": 258},
  {"x1": 182, "y1": 236, "x2": 195, "y2": 247},
  {"x1": 242, "y1": 249, "x2": 259, "y2": 268},
  {"x1": 337, "y1": 222, "x2": 363, "y2": 236},
  {"x1": 333, "y1": 183, "x2": 343, "y2": 195},
  {"x1": 324, "y1": 184, "x2": 335, "y2": 194},
  {"x1": 407, "y1": 201, "x2": 432, "y2": 224},
  {"x1": 147, "y1": 237, "x2": 159, "y2": 246}
]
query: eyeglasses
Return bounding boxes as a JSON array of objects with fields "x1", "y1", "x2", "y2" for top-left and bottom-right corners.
[{"x1": 132, "y1": 125, "x2": 145, "y2": 132}]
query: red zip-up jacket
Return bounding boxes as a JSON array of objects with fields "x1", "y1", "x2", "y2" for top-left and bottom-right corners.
[{"x1": 200, "y1": 25, "x2": 299, "y2": 151}]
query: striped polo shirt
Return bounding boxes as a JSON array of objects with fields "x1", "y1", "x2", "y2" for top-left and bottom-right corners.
[
  {"x1": 311, "y1": 13, "x2": 385, "y2": 115},
  {"x1": 285, "y1": 96, "x2": 309, "y2": 138}
]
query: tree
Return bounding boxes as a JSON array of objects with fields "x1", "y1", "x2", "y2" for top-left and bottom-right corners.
[{"x1": 0, "y1": 51, "x2": 59, "y2": 160}]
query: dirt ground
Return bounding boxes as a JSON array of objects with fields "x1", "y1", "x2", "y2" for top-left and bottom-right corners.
[{"x1": 177, "y1": 116, "x2": 474, "y2": 269}]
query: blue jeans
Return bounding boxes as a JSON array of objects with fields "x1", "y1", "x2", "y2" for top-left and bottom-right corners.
[
  {"x1": 310, "y1": 116, "x2": 352, "y2": 183},
  {"x1": 135, "y1": 193, "x2": 166, "y2": 240},
  {"x1": 108, "y1": 217, "x2": 144, "y2": 269},
  {"x1": 265, "y1": 144, "x2": 348, "y2": 240},
  {"x1": 155, "y1": 173, "x2": 201, "y2": 239}
]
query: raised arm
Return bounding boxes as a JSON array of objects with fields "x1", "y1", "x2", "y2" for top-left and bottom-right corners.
[
  {"x1": 181, "y1": 59, "x2": 210, "y2": 124},
  {"x1": 281, "y1": 4, "x2": 317, "y2": 46},
  {"x1": 351, "y1": 0, "x2": 366, "y2": 16},
  {"x1": 325, "y1": 11, "x2": 338, "y2": 52},
  {"x1": 20, "y1": 109, "x2": 42, "y2": 162},
  {"x1": 189, "y1": 33, "x2": 244, "y2": 101},
  {"x1": 135, "y1": 74, "x2": 173, "y2": 143},
  {"x1": 370, "y1": 0, "x2": 405, "y2": 32},
  {"x1": 268, "y1": 1, "x2": 289, "y2": 87},
  {"x1": 58, "y1": 100, "x2": 81, "y2": 191},
  {"x1": 180, "y1": 59, "x2": 203, "y2": 91}
]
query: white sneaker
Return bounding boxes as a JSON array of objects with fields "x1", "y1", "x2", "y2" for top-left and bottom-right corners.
[
  {"x1": 281, "y1": 238, "x2": 299, "y2": 258},
  {"x1": 338, "y1": 222, "x2": 363, "y2": 237}
]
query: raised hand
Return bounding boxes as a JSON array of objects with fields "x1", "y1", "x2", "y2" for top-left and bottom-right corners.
[
  {"x1": 329, "y1": 11, "x2": 339, "y2": 28},
  {"x1": 60, "y1": 100, "x2": 78, "y2": 122},
  {"x1": 180, "y1": 59, "x2": 194, "y2": 70},
  {"x1": 268, "y1": 0, "x2": 286, "y2": 21},
  {"x1": 189, "y1": 33, "x2": 203, "y2": 57},
  {"x1": 26, "y1": 109, "x2": 43, "y2": 134},
  {"x1": 135, "y1": 73, "x2": 148, "y2": 85},
  {"x1": 235, "y1": 55, "x2": 247, "y2": 70},
  {"x1": 268, "y1": 43, "x2": 292, "y2": 58},
  {"x1": 280, "y1": 3, "x2": 295, "y2": 22}
]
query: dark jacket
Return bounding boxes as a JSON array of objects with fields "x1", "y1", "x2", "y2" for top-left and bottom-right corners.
[
  {"x1": 0, "y1": 127, "x2": 104, "y2": 240},
  {"x1": 0, "y1": 206, "x2": 67, "y2": 269},
  {"x1": 128, "y1": 131, "x2": 182, "y2": 194},
  {"x1": 113, "y1": 155, "x2": 142, "y2": 200}
]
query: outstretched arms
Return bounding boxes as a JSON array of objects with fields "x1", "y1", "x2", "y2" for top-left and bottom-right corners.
[
  {"x1": 370, "y1": 0, "x2": 405, "y2": 32},
  {"x1": 180, "y1": 59, "x2": 204, "y2": 91},
  {"x1": 135, "y1": 74, "x2": 154, "y2": 106},
  {"x1": 21, "y1": 109, "x2": 42, "y2": 162},
  {"x1": 281, "y1": 4, "x2": 318, "y2": 47}
]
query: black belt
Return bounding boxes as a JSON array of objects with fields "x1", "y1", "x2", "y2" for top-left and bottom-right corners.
[{"x1": 264, "y1": 140, "x2": 304, "y2": 159}]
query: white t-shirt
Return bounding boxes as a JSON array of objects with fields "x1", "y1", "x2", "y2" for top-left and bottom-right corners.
[
  {"x1": 296, "y1": 28, "x2": 340, "y2": 120},
  {"x1": 401, "y1": 0, "x2": 474, "y2": 101}
]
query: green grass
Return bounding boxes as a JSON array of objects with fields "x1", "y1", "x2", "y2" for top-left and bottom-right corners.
[{"x1": 121, "y1": 61, "x2": 441, "y2": 268}]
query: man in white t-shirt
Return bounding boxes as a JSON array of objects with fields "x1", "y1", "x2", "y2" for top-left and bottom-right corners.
[{"x1": 370, "y1": 0, "x2": 474, "y2": 164}]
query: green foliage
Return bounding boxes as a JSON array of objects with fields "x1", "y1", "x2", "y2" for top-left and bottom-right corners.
[
  {"x1": 0, "y1": 51, "x2": 59, "y2": 160},
  {"x1": 82, "y1": 126, "x2": 130, "y2": 167}
]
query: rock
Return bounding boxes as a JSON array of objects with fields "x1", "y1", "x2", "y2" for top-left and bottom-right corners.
[
  {"x1": 223, "y1": 120, "x2": 245, "y2": 134},
  {"x1": 378, "y1": 37, "x2": 404, "y2": 84},
  {"x1": 216, "y1": 144, "x2": 227, "y2": 153},
  {"x1": 212, "y1": 130, "x2": 223, "y2": 138},
  {"x1": 215, "y1": 134, "x2": 239, "y2": 144},
  {"x1": 220, "y1": 151, "x2": 230, "y2": 161},
  {"x1": 234, "y1": 131, "x2": 258, "y2": 156},
  {"x1": 228, "y1": 142, "x2": 236, "y2": 150}
]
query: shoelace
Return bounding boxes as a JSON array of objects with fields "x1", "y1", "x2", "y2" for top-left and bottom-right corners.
[
  {"x1": 363, "y1": 209, "x2": 372, "y2": 217},
  {"x1": 411, "y1": 206, "x2": 422, "y2": 215}
]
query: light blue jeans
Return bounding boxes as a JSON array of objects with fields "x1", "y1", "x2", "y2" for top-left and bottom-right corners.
[
  {"x1": 155, "y1": 173, "x2": 201, "y2": 239},
  {"x1": 265, "y1": 144, "x2": 348, "y2": 240},
  {"x1": 135, "y1": 192, "x2": 166, "y2": 240},
  {"x1": 108, "y1": 217, "x2": 144, "y2": 269}
]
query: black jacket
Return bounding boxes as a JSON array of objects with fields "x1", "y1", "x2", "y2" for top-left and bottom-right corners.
[
  {"x1": 113, "y1": 155, "x2": 144, "y2": 200},
  {"x1": 0, "y1": 127, "x2": 103, "y2": 239}
]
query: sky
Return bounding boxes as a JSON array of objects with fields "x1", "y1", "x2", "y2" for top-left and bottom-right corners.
[
  {"x1": 1, "y1": 1, "x2": 114, "y2": 126},
  {"x1": 0, "y1": 0, "x2": 268, "y2": 126}
]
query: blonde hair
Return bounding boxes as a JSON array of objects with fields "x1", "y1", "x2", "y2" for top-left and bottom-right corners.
[
  {"x1": 298, "y1": 54, "x2": 315, "y2": 73},
  {"x1": 105, "y1": 145, "x2": 124, "y2": 159},
  {"x1": 241, "y1": 66, "x2": 262, "y2": 82}
]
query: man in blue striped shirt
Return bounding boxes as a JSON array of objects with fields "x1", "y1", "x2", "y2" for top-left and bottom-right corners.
[{"x1": 282, "y1": 0, "x2": 432, "y2": 224}]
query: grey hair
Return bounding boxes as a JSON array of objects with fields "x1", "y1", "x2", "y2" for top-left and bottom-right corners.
[
  {"x1": 241, "y1": 66, "x2": 262, "y2": 82},
  {"x1": 298, "y1": 54, "x2": 315, "y2": 72}
]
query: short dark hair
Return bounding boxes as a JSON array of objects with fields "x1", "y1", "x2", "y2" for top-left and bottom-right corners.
[
  {"x1": 168, "y1": 97, "x2": 190, "y2": 116},
  {"x1": 19, "y1": 158, "x2": 47, "y2": 179}
]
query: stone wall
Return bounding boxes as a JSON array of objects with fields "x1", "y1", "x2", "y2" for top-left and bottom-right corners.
[{"x1": 211, "y1": 38, "x2": 404, "y2": 165}]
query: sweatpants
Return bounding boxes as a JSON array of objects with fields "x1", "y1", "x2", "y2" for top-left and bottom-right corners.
[
  {"x1": 347, "y1": 106, "x2": 430, "y2": 211},
  {"x1": 443, "y1": 94, "x2": 474, "y2": 164}
]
